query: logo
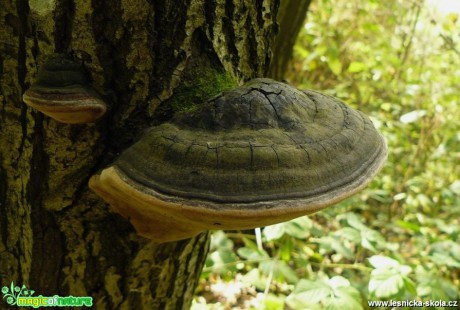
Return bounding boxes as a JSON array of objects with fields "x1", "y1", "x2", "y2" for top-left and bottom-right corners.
[{"x1": 2, "y1": 282, "x2": 93, "y2": 308}]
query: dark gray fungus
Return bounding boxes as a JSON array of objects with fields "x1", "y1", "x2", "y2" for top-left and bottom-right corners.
[
  {"x1": 89, "y1": 78, "x2": 387, "y2": 243},
  {"x1": 23, "y1": 54, "x2": 106, "y2": 124}
]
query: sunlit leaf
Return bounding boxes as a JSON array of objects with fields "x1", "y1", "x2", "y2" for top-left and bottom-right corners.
[
  {"x1": 399, "y1": 109, "x2": 427, "y2": 123},
  {"x1": 210, "y1": 230, "x2": 234, "y2": 251},
  {"x1": 280, "y1": 237, "x2": 293, "y2": 261},
  {"x1": 237, "y1": 247, "x2": 268, "y2": 261},
  {"x1": 429, "y1": 241, "x2": 460, "y2": 268},
  {"x1": 263, "y1": 294, "x2": 285, "y2": 310},
  {"x1": 341, "y1": 213, "x2": 367, "y2": 230},
  {"x1": 241, "y1": 268, "x2": 267, "y2": 291},
  {"x1": 449, "y1": 180, "x2": 460, "y2": 195},
  {"x1": 263, "y1": 223, "x2": 286, "y2": 241},
  {"x1": 361, "y1": 229, "x2": 386, "y2": 252},
  {"x1": 369, "y1": 268, "x2": 405, "y2": 298},
  {"x1": 260, "y1": 260, "x2": 299, "y2": 284},
  {"x1": 405, "y1": 84, "x2": 421, "y2": 96},
  {"x1": 393, "y1": 192, "x2": 407, "y2": 201},
  {"x1": 368, "y1": 255, "x2": 413, "y2": 298},
  {"x1": 286, "y1": 277, "x2": 362, "y2": 310},
  {"x1": 285, "y1": 217, "x2": 312, "y2": 239},
  {"x1": 317, "y1": 236, "x2": 354, "y2": 259},
  {"x1": 286, "y1": 279, "x2": 333, "y2": 309},
  {"x1": 368, "y1": 255, "x2": 401, "y2": 269},
  {"x1": 334, "y1": 227, "x2": 361, "y2": 244},
  {"x1": 396, "y1": 220, "x2": 421, "y2": 232},
  {"x1": 264, "y1": 217, "x2": 312, "y2": 241},
  {"x1": 348, "y1": 61, "x2": 367, "y2": 73},
  {"x1": 327, "y1": 58, "x2": 342, "y2": 75},
  {"x1": 416, "y1": 267, "x2": 460, "y2": 300}
]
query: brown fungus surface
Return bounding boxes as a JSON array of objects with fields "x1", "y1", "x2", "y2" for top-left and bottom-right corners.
[
  {"x1": 89, "y1": 78, "x2": 387, "y2": 243},
  {"x1": 23, "y1": 54, "x2": 107, "y2": 124}
]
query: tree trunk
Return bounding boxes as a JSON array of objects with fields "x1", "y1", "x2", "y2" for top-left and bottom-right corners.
[
  {"x1": 0, "y1": 0, "x2": 279, "y2": 309},
  {"x1": 268, "y1": 0, "x2": 311, "y2": 80}
]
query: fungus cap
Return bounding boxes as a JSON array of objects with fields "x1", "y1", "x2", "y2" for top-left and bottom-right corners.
[
  {"x1": 23, "y1": 54, "x2": 106, "y2": 124},
  {"x1": 89, "y1": 78, "x2": 387, "y2": 243}
]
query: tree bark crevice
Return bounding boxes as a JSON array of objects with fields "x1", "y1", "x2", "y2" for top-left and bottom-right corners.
[{"x1": 268, "y1": 0, "x2": 311, "y2": 80}]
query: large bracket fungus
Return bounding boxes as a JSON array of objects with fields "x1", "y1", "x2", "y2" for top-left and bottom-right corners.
[
  {"x1": 89, "y1": 78, "x2": 387, "y2": 243},
  {"x1": 23, "y1": 54, "x2": 107, "y2": 124}
]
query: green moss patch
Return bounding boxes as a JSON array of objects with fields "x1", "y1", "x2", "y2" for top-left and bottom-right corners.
[{"x1": 170, "y1": 69, "x2": 238, "y2": 114}]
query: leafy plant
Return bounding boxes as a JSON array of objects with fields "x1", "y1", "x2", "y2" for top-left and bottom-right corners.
[
  {"x1": 195, "y1": 0, "x2": 460, "y2": 308},
  {"x1": 368, "y1": 256, "x2": 415, "y2": 299}
]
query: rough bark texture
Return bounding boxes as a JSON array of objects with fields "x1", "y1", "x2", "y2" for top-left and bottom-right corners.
[
  {"x1": 268, "y1": 0, "x2": 311, "y2": 80},
  {"x1": 0, "y1": 0, "x2": 279, "y2": 309}
]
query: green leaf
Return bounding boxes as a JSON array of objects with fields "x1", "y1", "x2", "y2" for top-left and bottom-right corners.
[
  {"x1": 402, "y1": 276, "x2": 417, "y2": 296},
  {"x1": 368, "y1": 256, "x2": 412, "y2": 298},
  {"x1": 280, "y1": 237, "x2": 293, "y2": 261},
  {"x1": 429, "y1": 241, "x2": 460, "y2": 267},
  {"x1": 237, "y1": 247, "x2": 268, "y2": 261},
  {"x1": 294, "y1": 45, "x2": 311, "y2": 59},
  {"x1": 260, "y1": 260, "x2": 299, "y2": 284},
  {"x1": 342, "y1": 213, "x2": 367, "y2": 230},
  {"x1": 449, "y1": 180, "x2": 460, "y2": 195},
  {"x1": 323, "y1": 285, "x2": 363, "y2": 310},
  {"x1": 334, "y1": 227, "x2": 361, "y2": 244},
  {"x1": 263, "y1": 294, "x2": 285, "y2": 310},
  {"x1": 286, "y1": 277, "x2": 362, "y2": 310},
  {"x1": 396, "y1": 220, "x2": 421, "y2": 233},
  {"x1": 317, "y1": 236, "x2": 354, "y2": 259},
  {"x1": 315, "y1": 45, "x2": 328, "y2": 56},
  {"x1": 207, "y1": 248, "x2": 238, "y2": 276},
  {"x1": 429, "y1": 252, "x2": 460, "y2": 268},
  {"x1": 416, "y1": 267, "x2": 460, "y2": 300},
  {"x1": 210, "y1": 230, "x2": 234, "y2": 251},
  {"x1": 263, "y1": 223, "x2": 286, "y2": 241},
  {"x1": 360, "y1": 229, "x2": 386, "y2": 252},
  {"x1": 286, "y1": 279, "x2": 331, "y2": 309},
  {"x1": 399, "y1": 109, "x2": 427, "y2": 124},
  {"x1": 368, "y1": 255, "x2": 400, "y2": 269},
  {"x1": 327, "y1": 58, "x2": 342, "y2": 75},
  {"x1": 285, "y1": 217, "x2": 312, "y2": 239},
  {"x1": 369, "y1": 268, "x2": 405, "y2": 298},
  {"x1": 241, "y1": 268, "x2": 267, "y2": 291},
  {"x1": 348, "y1": 61, "x2": 367, "y2": 73},
  {"x1": 264, "y1": 217, "x2": 312, "y2": 241}
]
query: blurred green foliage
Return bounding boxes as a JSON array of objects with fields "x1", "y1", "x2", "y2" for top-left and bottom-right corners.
[{"x1": 194, "y1": 0, "x2": 460, "y2": 309}]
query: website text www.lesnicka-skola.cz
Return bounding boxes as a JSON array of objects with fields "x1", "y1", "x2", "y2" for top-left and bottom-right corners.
[{"x1": 368, "y1": 299, "x2": 458, "y2": 308}]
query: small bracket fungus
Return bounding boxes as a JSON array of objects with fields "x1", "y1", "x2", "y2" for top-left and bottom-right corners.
[
  {"x1": 23, "y1": 54, "x2": 107, "y2": 124},
  {"x1": 89, "y1": 78, "x2": 387, "y2": 243}
]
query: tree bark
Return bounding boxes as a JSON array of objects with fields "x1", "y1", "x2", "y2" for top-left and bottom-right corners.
[
  {"x1": 0, "y1": 0, "x2": 279, "y2": 309},
  {"x1": 268, "y1": 0, "x2": 311, "y2": 80}
]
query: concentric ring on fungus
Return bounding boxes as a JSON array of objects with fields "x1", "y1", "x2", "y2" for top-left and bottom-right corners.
[
  {"x1": 22, "y1": 54, "x2": 107, "y2": 124},
  {"x1": 89, "y1": 78, "x2": 387, "y2": 243}
]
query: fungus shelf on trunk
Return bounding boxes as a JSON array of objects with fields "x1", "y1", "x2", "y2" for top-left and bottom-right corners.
[
  {"x1": 22, "y1": 54, "x2": 107, "y2": 124},
  {"x1": 89, "y1": 79, "x2": 387, "y2": 243}
]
